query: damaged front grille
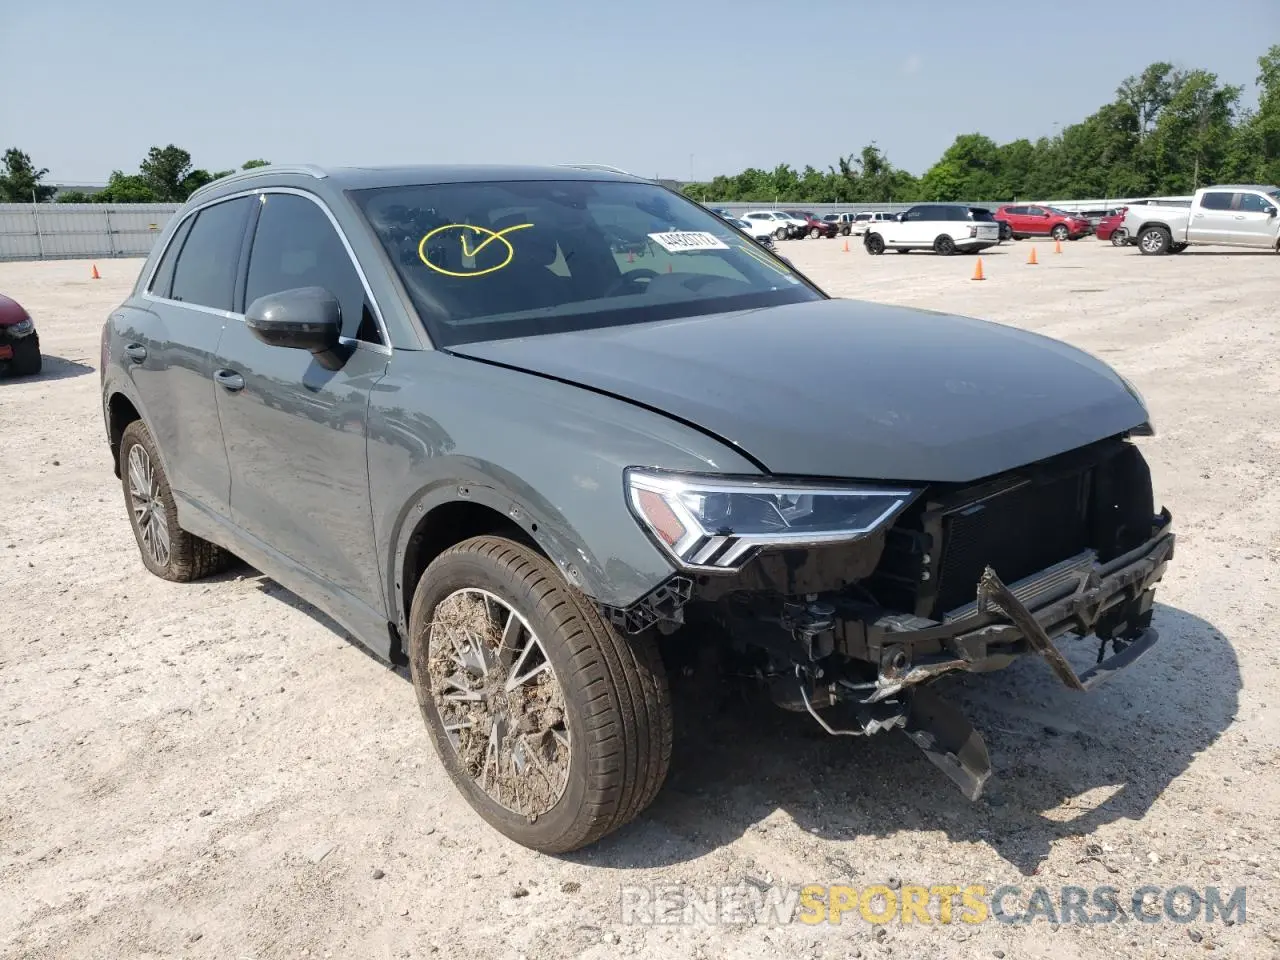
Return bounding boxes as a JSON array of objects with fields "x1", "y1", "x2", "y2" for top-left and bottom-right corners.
[{"x1": 863, "y1": 438, "x2": 1154, "y2": 622}]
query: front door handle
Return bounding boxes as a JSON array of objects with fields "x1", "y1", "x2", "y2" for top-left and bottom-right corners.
[
  {"x1": 214, "y1": 369, "x2": 245, "y2": 392},
  {"x1": 124, "y1": 342, "x2": 147, "y2": 363},
  {"x1": 1235, "y1": 215, "x2": 1246, "y2": 220}
]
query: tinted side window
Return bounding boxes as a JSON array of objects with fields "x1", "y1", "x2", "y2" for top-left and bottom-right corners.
[
  {"x1": 1238, "y1": 193, "x2": 1271, "y2": 213},
  {"x1": 148, "y1": 215, "x2": 195, "y2": 298},
  {"x1": 904, "y1": 207, "x2": 926, "y2": 221},
  {"x1": 246, "y1": 193, "x2": 381, "y2": 343},
  {"x1": 1199, "y1": 192, "x2": 1231, "y2": 211},
  {"x1": 170, "y1": 198, "x2": 253, "y2": 311}
]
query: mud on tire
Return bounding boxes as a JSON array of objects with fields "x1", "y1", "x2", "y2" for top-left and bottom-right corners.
[
  {"x1": 408, "y1": 535, "x2": 673, "y2": 853},
  {"x1": 118, "y1": 420, "x2": 232, "y2": 581}
]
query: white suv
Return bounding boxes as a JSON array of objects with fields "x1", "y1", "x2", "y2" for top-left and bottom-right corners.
[
  {"x1": 863, "y1": 204, "x2": 1001, "y2": 255},
  {"x1": 741, "y1": 210, "x2": 803, "y2": 240}
]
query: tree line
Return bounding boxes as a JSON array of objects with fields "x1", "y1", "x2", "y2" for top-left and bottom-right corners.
[
  {"x1": 684, "y1": 46, "x2": 1280, "y2": 204},
  {"x1": 0, "y1": 145, "x2": 270, "y2": 204}
]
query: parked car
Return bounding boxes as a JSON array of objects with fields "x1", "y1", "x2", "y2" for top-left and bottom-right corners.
[
  {"x1": 854, "y1": 212, "x2": 898, "y2": 236},
  {"x1": 864, "y1": 203, "x2": 1002, "y2": 255},
  {"x1": 995, "y1": 204, "x2": 1092, "y2": 241},
  {"x1": 784, "y1": 210, "x2": 839, "y2": 239},
  {"x1": 741, "y1": 210, "x2": 800, "y2": 240},
  {"x1": 1095, "y1": 208, "x2": 1129, "y2": 246},
  {"x1": 0, "y1": 293, "x2": 41, "y2": 376},
  {"x1": 102, "y1": 163, "x2": 1173, "y2": 853},
  {"x1": 725, "y1": 216, "x2": 778, "y2": 251},
  {"x1": 822, "y1": 212, "x2": 858, "y2": 236},
  {"x1": 1124, "y1": 185, "x2": 1280, "y2": 254}
]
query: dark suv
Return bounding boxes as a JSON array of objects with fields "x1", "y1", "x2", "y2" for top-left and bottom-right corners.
[{"x1": 102, "y1": 164, "x2": 1174, "y2": 853}]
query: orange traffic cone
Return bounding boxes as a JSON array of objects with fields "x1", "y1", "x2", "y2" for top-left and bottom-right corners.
[
  {"x1": 91, "y1": 263, "x2": 100, "y2": 279},
  {"x1": 1027, "y1": 246, "x2": 1038, "y2": 265},
  {"x1": 1054, "y1": 238, "x2": 1063, "y2": 254},
  {"x1": 843, "y1": 238, "x2": 850, "y2": 253},
  {"x1": 972, "y1": 257, "x2": 985, "y2": 281}
]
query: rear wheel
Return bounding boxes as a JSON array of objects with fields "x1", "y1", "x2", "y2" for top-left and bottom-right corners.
[
  {"x1": 999, "y1": 221, "x2": 1012, "y2": 242},
  {"x1": 408, "y1": 536, "x2": 673, "y2": 853},
  {"x1": 118, "y1": 420, "x2": 232, "y2": 581},
  {"x1": 808, "y1": 227, "x2": 819, "y2": 239},
  {"x1": 1110, "y1": 229, "x2": 1127, "y2": 247},
  {"x1": 1139, "y1": 226, "x2": 1172, "y2": 255},
  {"x1": 841, "y1": 225, "x2": 851, "y2": 236},
  {"x1": 864, "y1": 233, "x2": 885, "y2": 255},
  {"x1": 933, "y1": 234, "x2": 957, "y2": 256}
]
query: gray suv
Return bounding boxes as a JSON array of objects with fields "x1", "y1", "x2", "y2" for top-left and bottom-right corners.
[{"x1": 101, "y1": 164, "x2": 1174, "y2": 852}]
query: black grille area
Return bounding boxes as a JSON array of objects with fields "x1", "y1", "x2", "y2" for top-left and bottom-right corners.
[{"x1": 931, "y1": 472, "x2": 1091, "y2": 616}]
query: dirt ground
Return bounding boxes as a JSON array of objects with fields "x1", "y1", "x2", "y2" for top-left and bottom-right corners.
[{"x1": 2, "y1": 239, "x2": 1278, "y2": 960}]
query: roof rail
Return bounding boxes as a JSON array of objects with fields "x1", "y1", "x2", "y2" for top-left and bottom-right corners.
[
  {"x1": 556, "y1": 162, "x2": 641, "y2": 178},
  {"x1": 186, "y1": 163, "x2": 327, "y2": 202}
]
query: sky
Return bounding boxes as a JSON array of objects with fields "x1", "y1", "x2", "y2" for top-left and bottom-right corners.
[{"x1": 3, "y1": 0, "x2": 1276, "y2": 184}]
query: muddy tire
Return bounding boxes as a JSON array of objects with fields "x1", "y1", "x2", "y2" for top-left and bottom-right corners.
[
  {"x1": 7, "y1": 336, "x2": 42, "y2": 376},
  {"x1": 118, "y1": 420, "x2": 232, "y2": 581},
  {"x1": 408, "y1": 536, "x2": 672, "y2": 853},
  {"x1": 864, "y1": 232, "x2": 885, "y2": 255},
  {"x1": 1139, "y1": 225, "x2": 1172, "y2": 255}
]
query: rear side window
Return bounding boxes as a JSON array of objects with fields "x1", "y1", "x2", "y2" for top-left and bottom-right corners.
[
  {"x1": 1199, "y1": 192, "x2": 1231, "y2": 211},
  {"x1": 970, "y1": 208, "x2": 996, "y2": 222},
  {"x1": 246, "y1": 193, "x2": 382, "y2": 344},
  {"x1": 170, "y1": 198, "x2": 253, "y2": 312},
  {"x1": 148, "y1": 215, "x2": 195, "y2": 299}
]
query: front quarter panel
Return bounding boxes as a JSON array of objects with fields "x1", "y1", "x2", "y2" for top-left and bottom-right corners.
[{"x1": 368, "y1": 349, "x2": 760, "y2": 629}]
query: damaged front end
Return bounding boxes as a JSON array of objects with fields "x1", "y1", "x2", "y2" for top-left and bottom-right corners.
[{"x1": 609, "y1": 436, "x2": 1174, "y2": 801}]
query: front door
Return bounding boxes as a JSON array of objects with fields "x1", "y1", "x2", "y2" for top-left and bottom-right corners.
[
  {"x1": 1227, "y1": 192, "x2": 1279, "y2": 248},
  {"x1": 212, "y1": 191, "x2": 390, "y2": 617},
  {"x1": 131, "y1": 195, "x2": 256, "y2": 521}
]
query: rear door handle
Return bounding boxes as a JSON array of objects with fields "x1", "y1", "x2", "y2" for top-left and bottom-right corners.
[
  {"x1": 214, "y1": 369, "x2": 245, "y2": 392},
  {"x1": 124, "y1": 343, "x2": 147, "y2": 363}
]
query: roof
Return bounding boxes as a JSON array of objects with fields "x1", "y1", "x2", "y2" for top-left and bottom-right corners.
[
  {"x1": 1203, "y1": 184, "x2": 1280, "y2": 192},
  {"x1": 188, "y1": 162, "x2": 646, "y2": 203}
]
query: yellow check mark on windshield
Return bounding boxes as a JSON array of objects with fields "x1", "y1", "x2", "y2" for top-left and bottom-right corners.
[{"x1": 460, "y1": 222, "x2": 534, "y2": 259}]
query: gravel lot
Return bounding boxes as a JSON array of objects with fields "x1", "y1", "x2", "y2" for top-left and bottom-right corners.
[{"x1": 2, "y1": 239, "x2": 1278, "y2": 960}]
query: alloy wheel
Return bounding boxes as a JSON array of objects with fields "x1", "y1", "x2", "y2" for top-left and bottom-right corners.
[
  {"x1": 427, "y1": 588, "x2": 571, "y2": 818},
  {"x1": 127, "y1": 444, "x2": 170, "y2": 567}
]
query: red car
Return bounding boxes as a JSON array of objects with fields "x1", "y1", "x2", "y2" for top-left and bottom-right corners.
[
  {"x1": 784, "y1": 210, "x2": 840, "y2": 239},
  {"x1": 1094, "y1": 208, "x2": 1129, "y2": 245},
  {"x1": 995, "y1": 204, "x2": 1092, "y2": 242},
  {"x1": 0, "y1": 293, "x2": 41, "y2": 376}
]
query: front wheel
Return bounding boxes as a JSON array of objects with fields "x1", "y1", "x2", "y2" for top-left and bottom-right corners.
[
  {"x1": 7, "y1": 335, "x2": 41, "y2": 376},
  {"x1": 774, "y1": 227, "x2": 787, "y2": 241},
  {"x1": 841, "y1": 225, "x2": 851, "y2": 236},
  {"x1": 1110, "y1": 229, "x2": 1127, "y2": 247},
  {"x1": 999, "y1": 222, "x2": 1012, "y2": 242},
  {"x1": 864, "y1": 233, "x2": 885, "y2": 255},
  {"x1": 1051, "y1": 224, "x2": 1070, "y2": 242},
  {"x1": 808, "y1": 227, "x2": 819, "y2": 239},
  {"x1": 408, "y1": 536, "x2": 673, "y2": 853},
  {"x1": 1139, "y1": 226, "x2": 1172, "y2": 255}
]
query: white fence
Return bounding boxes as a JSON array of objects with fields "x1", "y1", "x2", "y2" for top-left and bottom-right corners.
[{"x1": 0, "y1": 204, "x2": 181, "y2": 262}]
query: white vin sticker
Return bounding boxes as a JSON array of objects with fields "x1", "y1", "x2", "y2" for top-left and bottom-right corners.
[{"x1": 647, "y1": 231, "x2": 730, "y2": 253}]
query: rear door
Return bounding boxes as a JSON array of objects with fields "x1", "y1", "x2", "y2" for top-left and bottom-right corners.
[
  {"x1": 211, "y1": 190, "x2": 391, "y2": 618},
  {"x1": 1188, "y1": 191, "x2": 1234, "y2": 244},
  {"x1": 133, "y1": 195, "x2": 255, "y2": 522}
]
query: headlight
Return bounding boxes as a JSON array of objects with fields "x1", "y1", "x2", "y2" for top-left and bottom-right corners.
[
  {"x1": 626, "y1": 469, "x2": 916, "y2": 571},
  {"x1": 1119, "y1": 374, "x2": 1156, "y2": 436},
  {"x1": 7, "y1": 317, "x2": 34, "y2": 337}
]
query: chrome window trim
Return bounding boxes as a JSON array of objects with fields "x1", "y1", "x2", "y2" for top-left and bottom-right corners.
[{"x1": 141, "y1": 187, "x2": 393, "y2": 357}]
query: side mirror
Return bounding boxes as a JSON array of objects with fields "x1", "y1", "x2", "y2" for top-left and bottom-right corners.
[
  {"x1": 245, "y1": 286, "x2": 352, "y2": 371},
  {"x1": 1266, "y1": 205, "x2": 1277, "y2": 217}
]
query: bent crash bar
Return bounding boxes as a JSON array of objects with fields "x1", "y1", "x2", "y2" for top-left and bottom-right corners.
[{"x1": 826, "y1": 512, "x2": 1174, "y2": 800}]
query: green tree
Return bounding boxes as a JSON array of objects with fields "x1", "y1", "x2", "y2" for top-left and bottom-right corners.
[
  {"x1": 55, "y1": 190, "x2": 94, "y2": 203},
  {"x1": 93, "y1": 171, "x2": 159, "y2": 203},
  {"x1": 0, "y1": 148, "x2": 56, "y2": 202},
  {"x1": 1147, "y1": 70, "x2": 1241, "y2": 191},
  {"x1": 1117, "y1": 63, "x2": 1181, "y2": 138},
  {"x1": 241, "y1": 159, "x2": 270, "y2": 169}
]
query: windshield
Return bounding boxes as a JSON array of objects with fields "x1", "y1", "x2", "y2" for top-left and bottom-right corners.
[
  {"x1": 1048, "y1": 207, "x2": 1077, "y2": 217},
  {"x1": 354, "y1": 180, "x2": 821, "y2": 346}
]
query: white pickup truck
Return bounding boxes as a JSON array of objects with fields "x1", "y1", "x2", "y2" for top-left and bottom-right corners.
[{"x1": 1124, "y1": 184, "x2": 1280, "y2": 254}]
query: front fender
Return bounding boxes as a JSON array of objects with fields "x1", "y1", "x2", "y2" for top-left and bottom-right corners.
[{"x1": 368, "y1": 350, "x2": 761, "y2": 630}]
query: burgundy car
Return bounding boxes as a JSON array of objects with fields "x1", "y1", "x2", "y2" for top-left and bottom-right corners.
[
  {"x1": 0, "y1": 293, "x2": 41, "y2": 376},
  {"x1": 995, "y1": 204, "x2": 1092, "y2": 242},
  {"x1": 784, "y1": 210, "x2": 840, "y2": 239},
  {"x1": 1095, "y1": 208, "x2": 1129, "y2": 246}
]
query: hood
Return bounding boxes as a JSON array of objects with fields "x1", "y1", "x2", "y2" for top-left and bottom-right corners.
[
  {"x1": 448, "y1": 299, "x2": 1149, "y2": 483},
  {"x1": 0, "y1": 293, "x2": 29, "y2": 327}
]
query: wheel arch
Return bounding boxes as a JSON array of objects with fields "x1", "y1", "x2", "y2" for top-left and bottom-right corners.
[{"x1": 106, "y1": 387, "x2": 147, "y2": 478}]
